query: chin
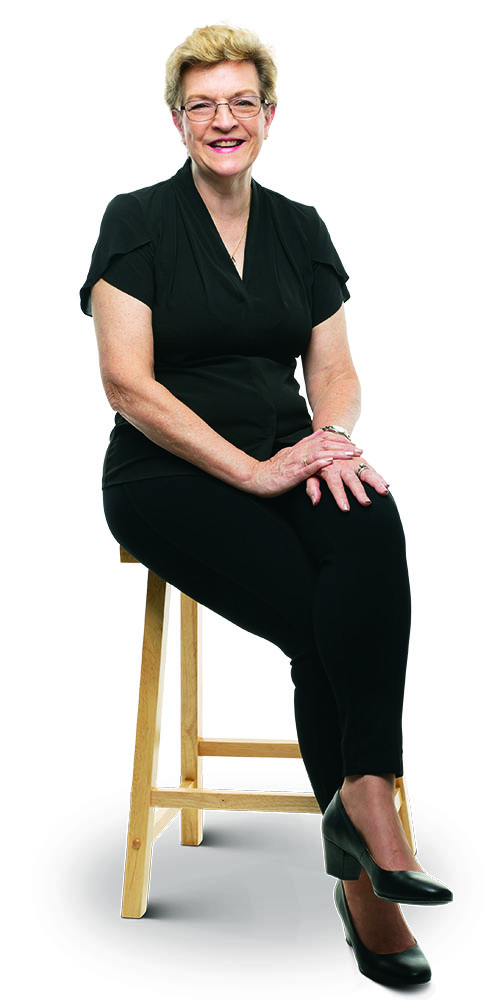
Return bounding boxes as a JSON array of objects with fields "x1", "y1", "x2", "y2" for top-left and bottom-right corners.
[
  {"x1": 200, "y1": 162, "x2": 247, "y2": 182},
  {"x1": 212, "y1": 159, "x2": 251, "y2": 175},
  {"x1": 193, "y1": 145, "x2": 260, "y2": 179}
]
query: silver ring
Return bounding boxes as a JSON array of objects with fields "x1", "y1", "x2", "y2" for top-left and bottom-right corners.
[
  {"x1": 355, "y1": 463, "x2": 369, "y2": 478},
  {"x1": 302, "y1": 456, "x2": 309, "y2": 467}
]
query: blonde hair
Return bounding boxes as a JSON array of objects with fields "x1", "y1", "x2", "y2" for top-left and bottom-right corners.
[{"x1": 165, "y1": 24, "x2": 278, "y2": 110}]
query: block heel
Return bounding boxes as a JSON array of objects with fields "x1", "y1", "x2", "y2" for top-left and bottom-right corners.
[
  {"x1": 323, "y1": 837, "x2": 362, "y2": 879},
  {"x1": 322, "y1": 789, "x2": 453, "y2": 904}
]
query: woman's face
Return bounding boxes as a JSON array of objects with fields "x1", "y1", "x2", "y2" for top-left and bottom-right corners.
[{"x1": 172, "y1": 60, "x2": 275, "y2": 185}]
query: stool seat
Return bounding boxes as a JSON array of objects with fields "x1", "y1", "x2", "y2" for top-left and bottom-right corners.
[{"x1": 118, "y1": 545, "x2": 416, "y2": 918}]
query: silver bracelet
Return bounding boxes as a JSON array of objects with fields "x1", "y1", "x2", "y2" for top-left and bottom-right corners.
[{"x1": 321, "y1": 424, "x2": 352, "y2": 441}]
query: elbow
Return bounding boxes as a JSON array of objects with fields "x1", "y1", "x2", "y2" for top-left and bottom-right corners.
[
  {"x1": 101, "y1": 373, "x2": 151, "y2": 415},
  {"x1": 102, "y1": 377, "x2": 125, "y2": 412}
]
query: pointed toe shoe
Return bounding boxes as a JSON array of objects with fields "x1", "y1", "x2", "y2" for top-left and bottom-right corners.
[{"x1": 322, "y1": 789, "x2": 453, "y2": 905}]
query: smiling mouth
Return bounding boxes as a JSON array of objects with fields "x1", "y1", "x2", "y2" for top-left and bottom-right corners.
[{"x1": 208, "y1": 139, "x2": 245, "y2": 148}]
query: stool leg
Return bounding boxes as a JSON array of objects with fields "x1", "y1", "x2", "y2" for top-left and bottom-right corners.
[
  {"x1": 121, "y1": 571, "x2": 170, "y2": 918},
  {"x1": 180, "y1": 595, "x2": 203, "y2": 846},
  {"x1": 396, "y1": 775, "x2": 417, "y2": 855}
]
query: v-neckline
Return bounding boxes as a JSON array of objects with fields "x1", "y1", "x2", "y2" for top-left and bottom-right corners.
[{"x1": 184, "y1": 160, "x2": 256, "y2": 284}]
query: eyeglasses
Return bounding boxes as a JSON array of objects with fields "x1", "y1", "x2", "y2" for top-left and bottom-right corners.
[{"x1": 176, "y1": 95, "x2": 271, "y2": 122}]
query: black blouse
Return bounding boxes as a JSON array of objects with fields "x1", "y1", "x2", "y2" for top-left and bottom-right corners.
[{"x1": 80, "y1": 158, "x2": 350, "y2": 488}]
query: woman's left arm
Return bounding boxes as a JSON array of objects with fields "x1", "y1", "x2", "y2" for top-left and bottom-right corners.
[{"x1": 302, "y1": 304, "x2": 390, "y2": 510}]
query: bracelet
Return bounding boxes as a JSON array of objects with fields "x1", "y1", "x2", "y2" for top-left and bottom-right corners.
[{"x1": 321, "y1": 424, "x2": 352, "y2": 441}]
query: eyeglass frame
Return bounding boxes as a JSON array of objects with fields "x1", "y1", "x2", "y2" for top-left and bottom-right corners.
[{"x1": 174, "y1": 95, "x2": 273, "y2": 122}]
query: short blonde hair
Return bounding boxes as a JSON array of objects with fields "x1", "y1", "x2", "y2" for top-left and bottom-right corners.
[{"x1": 165, "y1": 24, "x2": 278, "y2": 110}]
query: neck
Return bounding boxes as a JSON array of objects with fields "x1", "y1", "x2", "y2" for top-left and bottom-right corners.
[{"x1": 190, "y1": 160, "x2": 252, "y2": 221}]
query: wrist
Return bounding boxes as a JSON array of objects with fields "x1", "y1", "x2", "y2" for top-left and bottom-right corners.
[
  {"x1": 321, "y1": 424, "x2": 352, "y2": 441},
  {"x1": 237, "y1": 455, "x2": 262, "y2": 492}
]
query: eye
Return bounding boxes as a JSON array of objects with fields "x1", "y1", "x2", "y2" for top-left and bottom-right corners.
[
  {"x1": 232, "y1": 98, "x2": 256, "y2": 108},
  {"x1": 187, "y1": 101, "x2": 214, "y2": 111}
]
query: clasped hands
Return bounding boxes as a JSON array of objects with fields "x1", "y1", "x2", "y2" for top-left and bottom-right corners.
[{"x1": 249, "y1": 429, "x2": 390, "y2": 510}]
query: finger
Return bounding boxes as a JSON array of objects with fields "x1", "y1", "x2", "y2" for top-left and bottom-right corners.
[
  {"x1": 306, "y1": 475, "x2": 322, "y2": 505},
  {"x1": 325, "y1": 446, "x2": 363, "y2": 457},
  {"x1": 305, "y1": 429, "x2": 328, "y2": 442},
  {"x1": 306, "y1": 440, "x2": 359, "y2": 457},
  {"x1": 321, "y1": 472, "x2": 351, "y2": 512},
  {"x1": 293, "y1": 456, "x2": 338, "y2": 492},
  {"x1": 304, "y1": 430, "x2": 363, "y2": 455},
  {"x1": 301, "y1": 448, "x2": 357, "y2": 472},
  {"x1": 319, "y1": 430, "x2": 364, "y2": 454},
  {"x1": 337, "y1": 449, "x2": 362, "y2": 459},
  {"x1": 295, "y1": 446, "x2": 363, "y2": 495},
  {"x1": 341, "y1": 470, "x2": 372, "y2": 506},
  {"x1": 293, "y1": 435, "x2": 360, "y2": 468},
  {"x1": 320, "y1": 432, "x2": 363, "y2": 455},
  {"x1": 358, "y1": 467, "x2": 390, "y2": 495}
]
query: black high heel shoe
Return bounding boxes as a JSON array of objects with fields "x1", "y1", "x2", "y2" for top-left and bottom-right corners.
[
  {"x1": 333, "y1": 878, "x2": 432, "y2": 986},
  {"x1": 322, "y1": 789, "x2": 453, "y2": 905}
]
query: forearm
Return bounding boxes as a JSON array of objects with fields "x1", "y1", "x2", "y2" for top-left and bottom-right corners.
[
  {"x1": 107, "y1": 376, "x2": 258, "y2": 490},
  {"x1": 310, "y1": 374, "x2": 362, "y2": 436}
]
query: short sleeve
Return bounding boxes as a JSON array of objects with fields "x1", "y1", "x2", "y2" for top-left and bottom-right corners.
[
  {"x1": 79, "y1": 193, "x2": 154, "y2": 316},
  {"x1": 309, "y1": 208, "x2": 350, "y2": 328}
]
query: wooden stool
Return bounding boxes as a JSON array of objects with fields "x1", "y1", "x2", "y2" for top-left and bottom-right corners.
[{"x1": 119, "y1": 545, "x2": 416, "y2": 918}]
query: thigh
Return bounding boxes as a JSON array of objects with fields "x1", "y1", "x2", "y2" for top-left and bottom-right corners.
[
  {"x1": 272, "y1": 482, "x2": 412, "y2": 679},
  {"x1": 270, "y1": 482, "x2": 409, "y2": 564},
  {"x1": 103, "y1": 475, "x2": 319, "y2": 659}
]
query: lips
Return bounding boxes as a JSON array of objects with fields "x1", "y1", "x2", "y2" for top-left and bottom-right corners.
[{"x1": 208, "y1": 139, "x2": 245, "y2": 148}]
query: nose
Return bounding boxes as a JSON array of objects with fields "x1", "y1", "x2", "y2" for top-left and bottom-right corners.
[{"x1": 213, "y1": 102, "x2": 237, "y2": 128}]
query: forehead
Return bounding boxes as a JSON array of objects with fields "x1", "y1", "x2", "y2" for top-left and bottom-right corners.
[{"x1": 182, "y1": 60, "x2": 260, "y2": 100}]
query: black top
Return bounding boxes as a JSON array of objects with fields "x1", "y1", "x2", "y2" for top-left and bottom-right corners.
[{"x1": 80, "y1": 158, "x2": 350, "y2": 488}]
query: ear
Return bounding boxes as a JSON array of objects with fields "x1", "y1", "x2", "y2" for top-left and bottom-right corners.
[
  {"x1": 263, "y1": 103, "x2": 276, "y2": 138},
  {"x1": 172, "y1": 109, "x2": 186, "y2": 142}
]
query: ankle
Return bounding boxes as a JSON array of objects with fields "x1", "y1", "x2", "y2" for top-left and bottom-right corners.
[{"x1": 342, "y1": 773, "x2": 396, "y2": 797}]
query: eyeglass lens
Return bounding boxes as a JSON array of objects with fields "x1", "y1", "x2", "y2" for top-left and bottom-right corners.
[{"x1": 184, "y1": 96, "x2": 262, "y2": 121}]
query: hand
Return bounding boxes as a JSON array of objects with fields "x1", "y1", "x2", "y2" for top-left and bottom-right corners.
[
  {"x1": 246, "y1": 430, "x2": 363, "y2": 498},
  {"x1": 306, "y1": 454, "x2": 391, "y2": 511}
]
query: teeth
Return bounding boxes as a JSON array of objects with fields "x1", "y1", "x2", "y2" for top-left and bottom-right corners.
[{"x1": 211, "y1": 140, "x2": 241, "y2": 147}]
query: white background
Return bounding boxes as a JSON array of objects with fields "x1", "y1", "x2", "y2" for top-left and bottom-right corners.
[{"x1": 3, "y1": 0, "x2": 498, "y2": 996}]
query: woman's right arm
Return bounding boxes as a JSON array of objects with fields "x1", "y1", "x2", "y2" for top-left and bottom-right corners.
[{"x1": 91, "y1": 279, "x2": 360, "y2": 496}]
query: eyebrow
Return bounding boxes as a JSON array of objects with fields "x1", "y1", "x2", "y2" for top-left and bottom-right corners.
[{"x1": 184, "y1": 89, "x2": 260, "y2": 102}]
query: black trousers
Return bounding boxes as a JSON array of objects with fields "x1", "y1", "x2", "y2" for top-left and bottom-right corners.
[{"x1": 103, "y1": 474, "x2": 411, "y2": 814}]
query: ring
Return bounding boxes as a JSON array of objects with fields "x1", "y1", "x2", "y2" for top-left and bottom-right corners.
[
  {"x1": 355, "y1": 463, "x2": 369, "y2": 478},
  {"x1": 302, "y1": 456, "x2": 309, "y2": 466}
]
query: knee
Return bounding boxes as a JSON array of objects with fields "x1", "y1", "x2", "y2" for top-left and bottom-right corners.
[
  {"x1": 351, "y1": 486, "x2": 407, "y2": 553},
  {"x1": 290, "y1": 648, "x2": 329, "y2": 689},
  {"x1": 290, "y1": 648, "x2": 313, "y2": 687}
]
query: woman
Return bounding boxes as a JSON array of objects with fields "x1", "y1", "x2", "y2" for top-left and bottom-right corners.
[{"x1": 80, "y1": 24, "x2": 452, "y2": 987}]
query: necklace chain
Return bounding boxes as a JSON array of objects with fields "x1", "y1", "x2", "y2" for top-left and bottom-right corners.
[
  {"x1": 192, "y1": 176, "x2": 250, "y2": 265},
  {"x1": 230, "y1": 216, "x2": 249, "y2": 263}
]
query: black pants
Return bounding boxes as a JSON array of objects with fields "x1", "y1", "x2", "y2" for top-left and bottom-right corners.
[{"x1": 103, "y1": 474, "x2": 411, "y2": 814}]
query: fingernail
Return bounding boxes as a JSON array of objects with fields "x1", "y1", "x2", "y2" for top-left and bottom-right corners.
[
  {"x1": 364, "y1": 500, "x2": 372, "y2": 505},
  {"x1": 343, "y1": 503, "x2": 349, "y2": 511}
]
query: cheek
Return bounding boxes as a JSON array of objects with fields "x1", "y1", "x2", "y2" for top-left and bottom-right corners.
[
  {"x1": 248, "y1": 123, "x2": 263, "y2": 144},
  {"x1": 187, "y1": 126, "x2": 203, "y2": 147}
]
